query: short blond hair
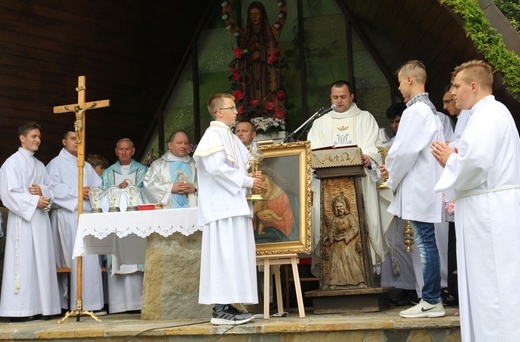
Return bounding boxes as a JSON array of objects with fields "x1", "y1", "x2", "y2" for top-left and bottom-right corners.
[
  {"x1": 396, "y1": 60, "x2": 427, "y2": 84},
  {"x1": 452, "y1": 60, "x2": 493, "y2": 91},
  {"x1": 207, "y1": 93, "x2": 235, "y2": 119}
]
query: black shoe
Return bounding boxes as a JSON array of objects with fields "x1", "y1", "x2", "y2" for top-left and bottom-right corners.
[
  {"x1": 391, "y1": 290, "x2": 412, "y2": 306},
  {"x1": 441, "y1": 288, "x2": 458, "y2": 306},
  {"x1": 211, "y1": 305, "x2": 253, "y2": 325},
  {"x1": 42, "y1": 314, "x2": 62, "y2": 321}
]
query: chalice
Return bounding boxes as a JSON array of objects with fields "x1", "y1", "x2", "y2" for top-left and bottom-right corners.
[
  {"x1": 246, "y1": 142, "x2": 265, "y2": 201},
  {"x1": 377, "y1": 146, "x2": 390, "y2": 190},
  {"x1": 125, "y1": 185, "x2": 140, "y2": 211},
  {"x1": 107, "y1": 186, "x2": 123, "y2": 212},
  {"x1": 89, "y1": 187, "x2": 105, "y2": 213}
]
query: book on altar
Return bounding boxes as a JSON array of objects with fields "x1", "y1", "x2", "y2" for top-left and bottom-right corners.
[{"x1": 311, "y1": 144, "x2": 357, "y2": 151}]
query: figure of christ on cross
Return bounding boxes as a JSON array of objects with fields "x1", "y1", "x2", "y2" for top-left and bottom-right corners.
[{"x1": 53, "y1": 76, "x2": 110, "y2": 323}]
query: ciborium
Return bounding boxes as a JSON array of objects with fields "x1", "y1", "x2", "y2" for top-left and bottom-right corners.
[
  {"x1": 107, "y1": 186, "x2": 123, "y2": 212},
  {"x1": 89, "y1": 187, "x2": 105, "y2": 213},
  {"x1": 246, "y1": 142, "x2": 265, "y2": 201},
  {"x1": 125, "y1": 185, "x2": 140, "y2": 211}
]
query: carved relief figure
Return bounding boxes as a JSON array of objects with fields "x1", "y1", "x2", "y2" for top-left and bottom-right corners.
[{"x1": 323, "y1": 194, "x2": 366, "y2": 287}]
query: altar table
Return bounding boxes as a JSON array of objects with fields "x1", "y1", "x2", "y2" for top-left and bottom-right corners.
[{"x1": 72, "y1": 208, "x2": 199, "y2": 265}]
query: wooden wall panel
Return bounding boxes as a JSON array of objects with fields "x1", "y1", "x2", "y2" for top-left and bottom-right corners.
[{"x1": 0, "y1": 0, "x2": 202, "y2": 165}]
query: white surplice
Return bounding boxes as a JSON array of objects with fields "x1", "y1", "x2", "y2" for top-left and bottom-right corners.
[
  {"x1": 386, "y1": 101, "x2": 444, "y2": 223},
  {"x1": 0, "y1": 148, "x2": 61, "y2": 317},
  {"x1": 307, "y1": 103, "x2": 386, "y2": 262},
  {"x1": 194, "y1": 121, "x2": 257, "y2": 305},
  {"x1": 46, "y1": 148, "x2": 104, "y2": 311},
  {"x1": 435, "y1": 95, "x2": 520, "y2": 341}
]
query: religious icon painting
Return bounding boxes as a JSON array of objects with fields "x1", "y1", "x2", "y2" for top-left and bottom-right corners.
[{"x1": 254, "y1": 141, "x2": 312, "y2": 256}]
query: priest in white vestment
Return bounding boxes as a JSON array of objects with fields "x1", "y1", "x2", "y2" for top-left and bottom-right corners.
[
  {"x1": 0, "y1": 122, "x2": 61, "y2": 320},
  {"x1": 432, "y1": 60, "x2": 520, "y2": 341},
  {"x1": 46, "y1": 127, "x2": 104, "y2": 312},
  {"x1": 381, "y1": 61, "x2": 445, "y2": 318},
  {"x1": 143, "y1": 132, "x2": 197, "y2": 208},
  {"x1": 307, "y1": 80, "x2": 387, "y2": 266},
  {"x1": 101, "y1": 138, "x2": 147, "y2": 313},
  {"x1": 193, "y1": 93, "x2": 262, "y2": 325}
]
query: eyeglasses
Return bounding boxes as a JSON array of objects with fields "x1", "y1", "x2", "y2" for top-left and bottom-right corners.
[
  {"x1": 218, "y1": 106, "x2": 237, "y2": 112},
  {"x1": 442, "y1": 99, "x2": 454, "y2": 105}
]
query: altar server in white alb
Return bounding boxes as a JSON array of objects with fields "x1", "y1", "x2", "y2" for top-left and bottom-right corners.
[
  {"x1": 307, "y1": 80, "x2": 386, "y2": 265},
  {"x1": 0, "y1": 122, "x2": 61, "y2": 321},
  {"x1": 46, "y1": 126, "x2": 104, "y2": 312},
  {"x1": 380, "y1": 60, "x2": 445, "y2": 318},
  {"x1": 101, "y1": 138, "x2": 147, "y2": 313},
  {"x1": 193, "y1": 93, "x2": 262, "y2": 325},
  {"x1": 143, "y1": 131, "x2": 197, "y2": 208},
  {"x1": 432, "y1": 60, "x2": 520, "y2": 342}
]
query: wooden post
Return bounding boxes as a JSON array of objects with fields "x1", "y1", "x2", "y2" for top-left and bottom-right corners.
[{"x1": 53, "y1": 76, "x2": 110, "y2": 323}]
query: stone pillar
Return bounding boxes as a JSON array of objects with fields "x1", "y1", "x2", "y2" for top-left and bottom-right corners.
[{"x1": 141, "y1": 231, "x2": 212, "y2": 320}]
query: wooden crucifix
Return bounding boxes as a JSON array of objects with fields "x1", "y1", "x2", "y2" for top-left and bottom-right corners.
[{"x1": 53, "y1": 75, "x2": 110, "y2": 323}]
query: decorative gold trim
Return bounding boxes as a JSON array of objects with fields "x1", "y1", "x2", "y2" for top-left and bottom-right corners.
[{"x1": 255, "y1": 141, "x2": 312, "y2": 256}]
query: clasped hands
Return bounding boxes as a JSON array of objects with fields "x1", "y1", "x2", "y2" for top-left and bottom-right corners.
[
  {"x1": 29, "y1": 183, "x2": 50, "y2": 209},
  {"x1": 172, "y1": 181, "x2": 196, "y2": 195},
  {"x1": 431, "y1": 141, "x2": 457, "y2": 168}
]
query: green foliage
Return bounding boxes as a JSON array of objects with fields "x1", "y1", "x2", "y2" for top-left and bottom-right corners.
[
  {"x1": 441, "y1": 0, "x2": 520, "y2": 99},
  {"x1": 495, "y1": 0, "x2": 520, "y2": 32}
]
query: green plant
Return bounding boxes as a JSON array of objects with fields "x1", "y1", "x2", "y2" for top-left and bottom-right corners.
[{"x1": 442, "y1": 0, "x2": 520, "y2": 99}]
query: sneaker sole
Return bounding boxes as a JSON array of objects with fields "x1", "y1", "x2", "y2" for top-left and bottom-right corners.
[
  {"x1": 399, "y1": 311, "x2": 446, "y2": 318},
  {"x1": 210, "y1": 316, "x2": 253, "y2": 325}
]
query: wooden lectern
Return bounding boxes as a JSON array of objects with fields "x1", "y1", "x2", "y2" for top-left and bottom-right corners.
[{"x1": 306, "y1": 146, "x2": 391, "y2": 313}]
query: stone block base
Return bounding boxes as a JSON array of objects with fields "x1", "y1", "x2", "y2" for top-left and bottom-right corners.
[{"x1": 141, "y1": 231, "x2": 212, "y2": 320}]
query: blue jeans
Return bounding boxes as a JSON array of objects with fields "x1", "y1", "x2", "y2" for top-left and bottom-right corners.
[{"x1": 410, "y1": 220, "x2": 441, "y2": 304}]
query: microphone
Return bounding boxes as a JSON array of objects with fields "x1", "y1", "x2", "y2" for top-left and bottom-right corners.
[{"x1": 317, "y1": 104, "x2": 337, "y2": 117}]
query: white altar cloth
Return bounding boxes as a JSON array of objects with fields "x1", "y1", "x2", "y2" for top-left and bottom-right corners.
[{"x1": 72, "y1": 208, "x2": 199, "y2": 264}]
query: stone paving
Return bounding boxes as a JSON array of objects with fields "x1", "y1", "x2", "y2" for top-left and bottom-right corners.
[{"x1": 0, "y1": 307, "x2": 460, "y2": 341}]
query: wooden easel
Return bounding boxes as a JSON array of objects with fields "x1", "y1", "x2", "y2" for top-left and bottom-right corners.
[
  {"x1": 256, "y1": 253, "x2": 305, "y2": 318},
  {"x1": 54, "y1": 76, "x2": 110, "y2": 323}
]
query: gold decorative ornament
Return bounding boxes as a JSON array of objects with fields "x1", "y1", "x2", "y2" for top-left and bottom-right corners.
[{"x1": 403, "y1": 220, "x2": 414, "y2": 252}]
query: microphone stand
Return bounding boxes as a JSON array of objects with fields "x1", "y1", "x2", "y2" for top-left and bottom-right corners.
[{"x1": 282, "y1": 107, "x2": 326, "y2": 143}]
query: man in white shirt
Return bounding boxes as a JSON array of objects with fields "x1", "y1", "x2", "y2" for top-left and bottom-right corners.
[
  {"x1": 432, "y1": 60, "x2": 520, "y2": 341},
  {"x1": 380, "y1": 60, "x2": 445, "y2": 318},
  {"x1": 0, "y1": 122, "x2": 61, "y2": 321},
  {"x1": 143, "y1": 132, "x2": 197, "y2": 208},
  {"x1": 46, "y1": 126, "x2": 104, "y2": 313}
]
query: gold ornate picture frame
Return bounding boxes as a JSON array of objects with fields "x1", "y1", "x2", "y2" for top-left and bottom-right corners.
[{"x1": 254, "y1": 141, "x2": 312, "y2": 255}]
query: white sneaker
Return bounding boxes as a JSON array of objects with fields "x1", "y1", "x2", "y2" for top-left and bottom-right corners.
[{"x1": 399, "y1": 299, "x2": 445, "y2": 318}]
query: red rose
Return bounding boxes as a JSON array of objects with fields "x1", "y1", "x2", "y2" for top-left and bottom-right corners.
[
  {"x1": 250, "y1": 99, "x2": 259, "y2": 106},
  {"x1": 234, "y1": 48, "x2": 243, "y2": 59},
  {"x1": 276, "y1": 90, "x2": 286, "y2": 100},
  {"x1": 267, "y1": 55, "x2": 277, "y2": 65},
  {"x1": 237, "y1": 105, "x2": 244, "y2": 115},
  {"x1": 271, "y1": 48, "x2": 280, "y2": 56},
  {"x1": 233, "y1": 90, "x2": 244, "y2": 101},
  {"x1": 275, "y1": 109, "x2": 285, "y2": 119},
  {"x1": 232, "y1": 72, "x2": 241, "y2": 81},
  {"x1": 264, "y1": 101, "x2": 275, "y2": 110}
]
